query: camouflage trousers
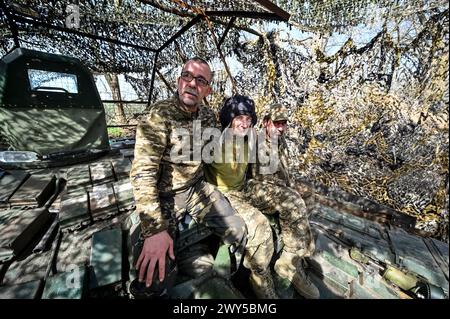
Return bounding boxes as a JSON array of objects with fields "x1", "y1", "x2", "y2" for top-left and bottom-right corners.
[
  {"x1": 245, "y1": 180, "x2": 315, "y2": 258},
  {"x1": 224, "y1": 190, "x2": 274, "y2": 274},
  {"x1": 160, "y1": 180, "x2": 247, "y2": 253}
]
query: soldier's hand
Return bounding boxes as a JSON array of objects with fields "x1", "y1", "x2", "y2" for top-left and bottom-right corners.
[{"x1": 135, "y1": 230, "x2": 175, "y2": 287}]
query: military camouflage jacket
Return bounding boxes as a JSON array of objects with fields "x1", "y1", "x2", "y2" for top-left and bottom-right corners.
[
  {"x1": 250, "y1": 133, "x2": 292, "y2": 187},
  {"x1": 130, "y1": 96, "x2": 218, "y2": 237}
]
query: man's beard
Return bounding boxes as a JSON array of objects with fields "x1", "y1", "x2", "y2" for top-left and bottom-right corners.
[{"x1": 179, "y1": 90, "x2": 199, "y2": 109}]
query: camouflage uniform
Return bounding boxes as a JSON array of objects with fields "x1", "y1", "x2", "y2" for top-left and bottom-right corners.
[
  {"x1": 245, "y1": 103, "x2": 319, "y2": 298},
  {"x1": 203, "y1": 139, "x2": 274, "y2": 273},
  {"x1": 245, "y1": 105, "x2": 315, "y2": 258},
  {"x1": 204, "y1": 95, "x2": 278, "y2": 298},
  {"x1": 130, "y1": 96, "x2": 247, "y2": 252},
  {"x1": 204, "y1": 142, "x2": 277, "y2": 298},
  {"x1": 225, "y1": 190, "x2": 274, "y2": 273}
]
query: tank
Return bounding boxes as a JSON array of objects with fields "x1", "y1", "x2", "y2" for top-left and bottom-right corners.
[{"x1": 0, "y1": 48, "x2": 448, "y2": 299}]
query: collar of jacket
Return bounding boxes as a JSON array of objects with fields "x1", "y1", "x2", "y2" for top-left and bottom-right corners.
[{"x1": 262, "y1": 129, "x2": 287, "y2": 150}]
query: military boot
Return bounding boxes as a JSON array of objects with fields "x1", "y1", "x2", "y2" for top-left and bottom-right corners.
[
  {"x1": 249, "y1": 270, "x2": 279, "y2": 299},
  {"x1": 274, "y1": 251, "x2": 320, "y2": 299}
]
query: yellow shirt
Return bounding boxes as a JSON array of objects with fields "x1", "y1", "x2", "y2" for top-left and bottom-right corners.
[{"x1": 204, "y1": 139, "x2": 249, "y2": 192}]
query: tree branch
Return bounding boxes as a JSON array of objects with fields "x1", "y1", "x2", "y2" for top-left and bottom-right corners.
[{"x1": 137, "y1": 0, "x2": 263, "y2": 38}]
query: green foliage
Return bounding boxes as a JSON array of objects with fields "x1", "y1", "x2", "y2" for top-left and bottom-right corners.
[{"x1": 107, "y1": 127, "x2": 124, "y2": 138}]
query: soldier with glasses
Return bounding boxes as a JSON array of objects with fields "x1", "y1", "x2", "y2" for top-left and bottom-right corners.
[{"x1": 130, "y1": 57, "x2": 247, "y2": 290}]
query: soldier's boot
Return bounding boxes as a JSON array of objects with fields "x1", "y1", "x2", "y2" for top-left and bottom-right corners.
[
  {"x1": 249, "y1": 270, "x2": 279, "y2": 299},
  {"x1": 274, "y1": 251, "x2": 320, "y2": 299}
]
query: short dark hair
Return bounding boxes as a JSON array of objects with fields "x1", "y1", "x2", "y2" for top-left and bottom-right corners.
[
  {"x1": 186, "y1": 56, "x2": 209, "y2": 66},
  {"x1": 182, "y1": 57, "x2": 213, "y2": 81}
]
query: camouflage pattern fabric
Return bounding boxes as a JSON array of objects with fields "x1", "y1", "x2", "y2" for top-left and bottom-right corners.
[
  {"x1": 251, "y1": 135, "x2": 292, "y2": 188},
  {"x1": 176, "y1": 242, "x2": 215, "y2": 278},
  {"x1": 225, "y1": 190, "x2": 274, "y2": 273},
  {"x1": 247, "y1": 132, "x2": 315, "y2": 257},
  {"x1": 266, "y1": 103, "x2": 289, "y2": 122},
  {"x1": 204, "y1": 135, "x2": 274, "y2": 274},
  {"x1": 245, "y1": 180, "x2": 315, "y2": 257},
  {"x1": 130, "y1": 96, "x2": 245, "y2": 243},
  {"x1": 159, "y1": 181, "x2": 247, "y2": 249}
]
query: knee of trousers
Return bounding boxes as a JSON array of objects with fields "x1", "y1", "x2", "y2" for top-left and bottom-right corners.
[
  {"x1": 282, "y1": 226, "x2": 316, "y2": 257},
  {"x1": 244, "y1": 235, "x2": 274, "y2": 272},
  {"x1": 244, "y1": 215, "x2": 274, "y2": 271},
  {"x1": 245, "y1": 212, "x2": 273, "y2": 249},
  {"x1": 220, "y1": 214, "x2": 248, "y2": 247},
  {"x1": 277, "y1": 196, "x2": 308, "y2": 221}
]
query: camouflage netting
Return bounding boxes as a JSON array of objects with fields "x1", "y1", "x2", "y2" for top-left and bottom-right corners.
[{"x1": 0, "y1": 0, "x2": 448, "y2": 241}]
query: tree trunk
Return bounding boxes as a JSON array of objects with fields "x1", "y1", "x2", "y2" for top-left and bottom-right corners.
[{"x1": 105, "y1": 73, "x2": 126, "y2": 124}]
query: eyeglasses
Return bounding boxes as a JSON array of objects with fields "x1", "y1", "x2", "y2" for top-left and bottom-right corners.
[{"x1": 180, "y1": 71, "x2": 210, "y2": 87}]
